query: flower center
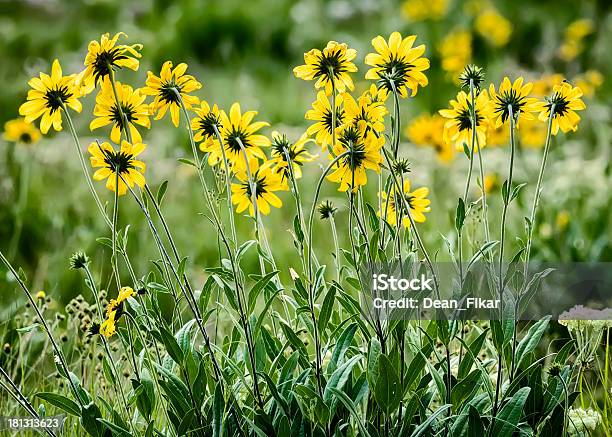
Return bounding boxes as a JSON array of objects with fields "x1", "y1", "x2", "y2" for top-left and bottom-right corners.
[
  {"x1": 93, "y1": 48, "x2": 127, "y2": 83},
  {"x1": 339, "y1": 127, "x2": 367, "y2": 170},
  {"x1": 455, "y1": 104, "x2": 484, "y2": 132},
  {"x1": 243, "y1": 173, "x2": 268, "y2": 199},
  {"x1": 494, "y1": 89, "x2": 526, "y2": 123},
  {"x1": 376, "y1": 56, "x2": 414, "y2": 91},
  {"x1": 197, "y1": 113, "x2": 221, "y2": 138},
  {"x1": 44, "y1": 86, "x2": 73, "y2": 113},
  {"x1": 104, "y1": 150, "x2": 136, "y2": 175},
  {"x1": 225, "y1": 127, "x2": 251, "y2": 153},
  {"x1": 315, "y1": 50, "x2": 347, "y2": 79},
  {"x1": 323, "y1": 108, "x2": 345, "y2": 133},
  {"x1": 20, "y1": 132, "x2": 32, "y2": 143},
  {"x1": 547, "y1": 93, "x2": 569, "y2": 117},
  {"x1": 159, "y1": 80, "x2": 182, "y2": 104},
  {"x1": 111, "y1": 103, "x2": 135, "y2": 128}
]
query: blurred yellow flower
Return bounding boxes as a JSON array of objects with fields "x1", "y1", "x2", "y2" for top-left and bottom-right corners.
[
  {"x1": 573, "y1": 70, "x2": 603, "y2": 97},
  {"x1": 191, "y1": 101, "x2": 223, "y2": 152},
  {"x1": 378, "y1": 179, "x2": 431, "y2": 228},
  {"x1": 77, "y1": 32, "x2": 142, "y2": 95},
  {"x1": 88, "y1": 140, "x2": 146, "y2": 195},
  {"x1": 475, "y1": 9, "x2": 512, "y2": 47},
  {"x1": 3, "y1": 118, "x2": 41, "y2": 145},
  {"x1": 518, "y1": 118, "x2": 546, "y2": 148},
  {"x1": 438, "y1": 30, "x2": 472, "y2": 79},
  {"x1": 19, "y1": 60, "x2": 82, "y2": 134},
  {"x1": 202, "y1": 103, "x2": 270, "y2": 171},
  {"x1": 439, "y1": 90, "x2": 491, "y2": 151},
  {"x1": 556, "y1": 210, "x2": 570, "y2": 230},
  {"x1": 305, "y1": 91, "x2": 345, "y2": 150},
  {"x1": 531, "y1": 73, "x2": 565, "y2": 97},
  {"x1": 405, "y1": 114, "x2": 453, "y2": 162},
  {"x1": 142, "y1": 61, "x2": 201, "y2": 127},
  {"x1": 538, "y1": 82, "x2": 586, "y2": 135},
  {"x1": 401, "y1": 0, "x2": 448, "y2": 21},
  {"x1": 558, "y1": 19, "x2": 593, "y2": 62},
  {"x1": 485, "y1": 120, "x2": 509, "y2": 147},
  {"x1": 269, "y1": 131, "x2": 317, "y2": 182},
  {"x1": 293, "y1": 41, "x2": 357, "y2": 95},
  {"x1": 90, "y1": 80, "x2": 150, "y2": 144},
  {"x1": 483, "y1": 173, "x2": 499, "y2": 194},
  {"x1": 327, "y1": 125, "x2": 384, "y2": 192},
  {"x1": 231, "y1": 160, "x2": 286, "y2": 216},
  {"x1": 36, "y1": 290, "x2": 46, "y2": 300},
  {"x1": 489, "y1": 77, "x2": 543, "y2": 127},
  {"x1": 365, "y1": 32, "x2": 430, "y2": 97}
]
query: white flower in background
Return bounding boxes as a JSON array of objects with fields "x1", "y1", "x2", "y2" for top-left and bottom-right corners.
[
  {"x1": 558, "y1": 305, "x2": 612, "y2": 364},
  {"x1": 567, "y1": 408, "x2": 602, "y2": 436}
]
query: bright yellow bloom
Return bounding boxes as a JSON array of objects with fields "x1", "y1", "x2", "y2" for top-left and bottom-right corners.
[
  {"x1": 538, "y1": 82, "x2": 586, "y2": 135},
  {"x1": 342, "y1": 90, "x2": 387, "y2": 135},
  {"x1": 365, "y1": 32, "x2": 430, "y2": 97},
  {"x1": 100, "y1": 286, "x2": 136, "y2": 337},
  {"x1": 518, "y1": 118, "x2": 546, "y2": 148},
  {"x1": 293, "y1": 41, "x2": 358, "y2": 95},
  {"x1": 191, "y1": 101, "x2": 223, "y2": 151},
  {"x1": 142, "y1": 61, "x2": 201, "y2": 127},
  {"x1": 231, "y1": 160, "x2": 286, "y2": 216},
  {"x1": 556, "y1": 210, "x2": 570, "y2": 230},
  {"x1": 269, "y1": 131, "x2": 317, "y2": 182},
  {"x1": 77, "y1": 32, "x2": 142, "y2": 95},
  {"x1": 201, "y1": 103, "x2": 270, "y2": 171},
  {"x1": 439, "y1": 90, "x2": 490, "y2": 151},
  {"x1": 378, "y1": 179, "x2": 430, "y2": 228},
  {"x1": 90, "y1": 80, "x2": 150, "y2": 144},
  {"x1": 3, "y1": 118, "x2": 41, "y2": 145},
  {"x1": 485, "y1": 120, "x2": 510, "y2": 147},
  {"x1": 327, "y1": 125, "x2": 384, "y2": 192},
  {"x1": 475, "y1": 9, "x2": 512, "y2": 47},
  {"x1": 100, "y1": 310, "x2": 117, "y2": 337},
  {"x1": 88, "y1": 140, "x2": 146, "y2": 195},
  {"x1": 36, "y1": 290, "x2": 46, "y2": 300},
  {"x1": 405, "y1": 114, "x2": 453, "y2": 162},
  {"x1": 361, "y1": 84, "x2": 389, "y2": 105},
  {"x1": 401, "y1": 0, "x2": 448, "y2": 21},
  {"x1": 438, "y1": 30, "x2": 472, "y2": 78},
  {"x1": 19, "y1": 60, "x2": 82, "y2": 134},
  {"x1": 488, "y1": 77, "x2": 543, "y2": 128},
  {"x1": 484, "y1": 173, "x2": 499, "y2": 194},
  {"x1": 305, "y1": 91, "x2": 345, "y2": 150}
]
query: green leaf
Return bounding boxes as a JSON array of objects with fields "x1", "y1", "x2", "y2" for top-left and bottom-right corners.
[
  {"x1": 327, "y1": 322, "x2": 358, "y2": 374},
  {"x1": 373, "y1": 354, "x2": 401, "y2": 415},
  {"x1": 458, "y1": 330, "x2": 488, "y2": 379},
  {"x1": 492, "y1": 387, "x2": 531, "y2": 437},
  {"x1": 366, "y1": 337, "x2": 382, "y2": 387},
  {"x1": 327, "y1": 388, "x2": 372, "y2": 437},
  {"x1": 35, "y1": 392, "x2": 81, "y2": 416},
  {"x1": 156, "y1": 180, "x2": 168, "y2": 205},
  {"x1": 318, "y1": 284, "x2": 336, "y2": 336},
  {"x1": 236, "y1": 240, "x2": 257, "y2": 263},
  {"x1": 80, "y1": 402, "x2": 106, "y2": 437},
  {"x1": 410, "y1": 404, "x2": 451, "y2": 437},
  {"x1": 455, "y1": 198, "x2": 466, "y2": 231},
  {"x1": 514, "y1": 316, "x2": 550, "y2": 371},
  {"x1": 510, "y1": 183, "x2": 527, "y2": 202},
  {"x1": 159, "y1": 325, "x2": 184, "y2": 366},
  {"x1": 177, "y1": 158, "x2": 197, "y2": 167},
  {"x1": 248, "y1": 270, "x2": 279, "y2": 315},
  {"x1": 451, "y1": 369, "x2": 482, "y2": 407},
  {"x1": 323, "y1": 355, "x2": 362, "y2": 405}
]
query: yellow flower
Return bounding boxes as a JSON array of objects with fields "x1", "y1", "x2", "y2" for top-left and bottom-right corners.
[
  {"x1": 19, "y1": 60, "x2": 82, "y2": 134},
  {"x1": 556, "y1": 210, "x2": 570, "y2": 231},
  {"x1": 3, "y1": 118, "x2": 41, "y2": 145},
  {"x1": 483, "y1": 173, "x2": 499, "y2": 194},
  {"x1": 518, "y1": 118, "x2": 546, "y2": 148},
  {"x1": 485, "y1": 120, "x2": 510, "y2": 147},
  {"x1": 362, "y1": 84, "x2": 389, "y2": 105},
  {"x1": 191, "y1": 100, "x2": 223, "y2": 151},
  {"x1": 327, "y1": 125, "x2": 384, "y2": 192},
  {"x1": 201, "y1": 103, "x2": 270, "y2": 171},
  {"x1": 405, "y1": 114, "x2": 453, "y2": 162},
  {"x1": 77, "y1": 32, "x2": 142, "y2": 95},
  {"x1": 90, "y1": 80, "x2": 150, "y2": 144},
  {"x1": 475, "y1": 9, "x2": 512, "y2": 47},
  {"x1": 305, "y1": 91, "x2": 345, "y2": 150},
  {"x1": 488, "y1": 77, "x2": 543, "y2": 128},
  {"x1": 36, "y1": 290, "x2": 46, "y2": 300},
  {"x1": 439, "y1": 90, "x2": 490, "y2": 151},
  {"x1": 365, "y1": 32, "x2": 430, "y2": 97},
  {"x1": 142, "y1": 61, "x2": 201, "y2": 127},
  {"x1": 378, "y1": 179, "x2": 430, "y2": 228},
  {"x1": 558, "y1": 19, "x2": 593, "y2": 62},
  {"x1": 532, "y1": 73, "x2": 565, "y2": 97},
  {"x1": 438, "y1": 30, "x2": 472, "y2": 78},
  {"x1": 538, "y1": 82, "x2": 586, "y2": 135},
  {"x1": 342, "y1": 90, "x2": 387, "y2": 135},
  {"x1": 88, "y1": 140, "x2": 146, "y2": 195},
  {"x1": 100, "y1": 310, "x2": 117, "y2": 337},
  {"x1": 269, "y1": 131, "x2": 317, "y2": 182},
  {"x1": 573, "y1": 70, "x2": 603, "y2": 98},
  {"x1": 293, "y1": 41, "x2": 358, "y2": 95},
  {"x1": 231, "y1": 160, "x2": 286, "y2": 216},
  {"x1": 401, "y1": 0, "x2": 448, "y2": 21}
]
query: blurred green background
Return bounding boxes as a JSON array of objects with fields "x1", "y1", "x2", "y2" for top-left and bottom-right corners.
[{"x1": 0, "y1": 0, "x2": 611, "y2": 313}]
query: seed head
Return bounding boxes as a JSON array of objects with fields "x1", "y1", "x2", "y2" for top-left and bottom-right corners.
[
  {"x1": 317, "y1": 200, "x2": 337, "y2": 220},
  {"x1": 547, "y1": 362, "x2": 563, "y2": 377},
  {"x1": 459, "y1": 65, "x2": 485, "y2": 92},
  {"x1": 392, "y1": 158, "x2": 411, "y2": 175},
  {"x1": 69, "y1": 251, "x2": 90, "y2": 270}
]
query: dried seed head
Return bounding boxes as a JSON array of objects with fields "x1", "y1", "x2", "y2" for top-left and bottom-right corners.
[
  {"x1": 547, "y1": 363, "x2": 563, "y2": 377},
  {"x1": 69, "y1": 251, "x2": 90, "y2": 270},
  {"x1": 392, "y1": 158, "x2": 411, "y2": 175}
]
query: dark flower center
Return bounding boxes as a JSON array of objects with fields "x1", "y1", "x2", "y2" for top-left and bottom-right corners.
[
  {"x1": 339, "y1": 126, "x2": 367, "y2": 170},
  {"x1": 225, "y1": 127, "x2": 252, "y2": 153},
  {"x1": 159, "y1": 80, "x2": 182, "y2": 104},
  {"x1": 547, "y1": 93, "x2": 569, "y2": 117},
  {"x1": 111, "y1": 103, "x2": 136, "y2": 129},
  {"x1": 323, "y1": 107, "x2": 345, "y2": 133},
  {"x1": 243, "y1": 172, "x2": 269, "y2": 199},
  {"x1": 197, "y1": 113, "x2": 222, "y2": 138},
  {"x1": 104, "y1": 150, "x2": 136, "y2": 174},
  {"x1": 493, "y1": 89, "x2": 527, "y2": 123},
  {"x1": 376, "y1": 56, "x2": 414, "y2": 93},
  {"x1": 20, "y1": 132, "x2": 32, "y2": 143},
  {"x1": 44, "y1": 86, "x2": 73, "y2": 113},
  {"x1": 455, "y1": 103, "x2": 484, "y2": 132},
  {"x1": 314, "y1": 50, "x2": 349, "y2": 80},
  {"x1": 93, "y1": 48, "x2": 129, "y2": 83}
]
